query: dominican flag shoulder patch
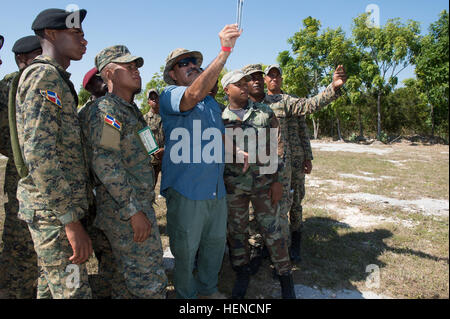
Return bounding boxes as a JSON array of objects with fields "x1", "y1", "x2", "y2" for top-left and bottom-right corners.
[
  {"x1": 40, "y1": 90, "x2": 62, "y2": 108},
  {"x1": 104, "y1": 114, "x2": 122, "y2": 131}
]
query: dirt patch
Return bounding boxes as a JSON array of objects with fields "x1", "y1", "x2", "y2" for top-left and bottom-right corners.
[
  {"x1": 343, "y1": 193, "x2": 449, "y2": 217},
  {"x1": 338, "y1": 173, "x2": 393, "y2": 182},
  {"x1": 311, "y1": 203, "x2": 418, "y2": 229},
  {"x1": 311, "y1": 142, "x2": 393, "y2": 155}
]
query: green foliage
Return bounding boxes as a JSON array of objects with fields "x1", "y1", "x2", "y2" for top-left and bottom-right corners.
[
  {"x1": 378, "y1": 131, "x2": 389, "y2": 144},
  {"x1": 78, "y1": 85, "x2": 91, "y2": 108},
  {"x1": 278, "y1": 16, "x2": 362, "y2": 138},
  {"x1": 215, "y1": 68, "x2": 230, "y2": 106},
  {"x1": 276, "y1": 12, "x2": 443, "y2": 142},
  {"x1": 352, "y1": 13, "x2": 422, "y2": 139},
  {"x1": 415, "y1": 10, "x2": 449, "y2": 139},
  {"x1": 136, "y1": 66, "x2": 167, "y2": 114}
]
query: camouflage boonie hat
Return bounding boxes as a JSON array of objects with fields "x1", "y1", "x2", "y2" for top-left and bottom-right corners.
[
  {"x1": 163, "y1": 48, "x2": 203, "y2": 85},
  {"x1": 242, "y1": 64, "x2": 264, "y2": 76},
  {"x1": 95, "y1": 45, "x2": 144, "y2": 72},
  {"x1": 221, "y1": 70, "x2": 251, "y2": 89},
  {"x1": 265, "y1": 64, "x2": 282, "y2": 76}
]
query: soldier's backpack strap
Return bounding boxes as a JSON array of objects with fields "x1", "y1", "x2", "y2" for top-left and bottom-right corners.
[
  {"x1": 8, "y1": 59, "x2": 79, "y2": 178},
  {"x1": 8, "y1": 69, "x2": 28, "y2": 178}
]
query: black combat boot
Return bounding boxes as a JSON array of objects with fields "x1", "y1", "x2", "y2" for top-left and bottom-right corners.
[
  {"x1": 231, "y1": 264, "x2": 252, "y2": 299},
  {"x1": 279, "y1": 273, "x2": 296, "y2": 299},
  {"x1": 289, "y1": 231, "x2": 302, "y2": 263}
]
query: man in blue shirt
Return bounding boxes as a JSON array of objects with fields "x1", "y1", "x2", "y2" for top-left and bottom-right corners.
[{"x1": 160, "y1": 24, "x2": 242, "y2": 299}]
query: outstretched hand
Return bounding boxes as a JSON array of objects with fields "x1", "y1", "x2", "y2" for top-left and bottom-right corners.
[
  {"x1": 332, "y1": 65, "x2": 347, "y2": 91},
  {"x1": 219, "y1": 24, "x2": 243, "y2": 50}
]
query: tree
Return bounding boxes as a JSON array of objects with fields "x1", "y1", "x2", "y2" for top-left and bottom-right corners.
[
  {"x1": 214, "y1": 67, "x2": 230, "y2": 106},
  {"x1": 278, "y1": 16, "x2": 360, "y2": 139},
  {"x1": 77, "y1": 85, "x2": 91, "y2": 108},
  {"x1": 415, "y1": 10, "x2": 449, "y2": 140},
  {"x1": 352, "y1": 13, "x2": 421, "y2": 140},
  {"x1": 136, "y1": 66, "x2": 167, "y2": 114}
]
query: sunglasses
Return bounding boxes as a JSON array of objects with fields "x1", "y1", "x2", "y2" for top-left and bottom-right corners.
[
  {"x1": 0, "y1": 36, "x2": 4, "y2": 50},
  {"x1": 175, "y1": 57, "x2": 198, "y2": 68}
]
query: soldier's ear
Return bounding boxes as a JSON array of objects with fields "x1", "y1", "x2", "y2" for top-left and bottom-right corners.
[{"x1": 44, "y1": 29, "x2": 58, "y2": 42}]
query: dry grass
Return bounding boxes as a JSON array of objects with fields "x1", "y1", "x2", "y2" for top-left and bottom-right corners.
[{"x1": 0, "y1": 139, "x2": 448, "y2": 299}]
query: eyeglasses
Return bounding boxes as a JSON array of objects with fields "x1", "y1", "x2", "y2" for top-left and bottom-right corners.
[
  {"x1": 0, "y1": 36, "x2": 4, "y2": 50},
  {"x1": 175, "y1": 57, "x2": 197, "y2": 68}
]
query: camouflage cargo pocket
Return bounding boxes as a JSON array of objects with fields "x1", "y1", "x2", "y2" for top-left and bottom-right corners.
[
  {"x1": 17, "y1": 208, "x2": 35, "y2": 224},
  {"x1": 29, "y1": 210, "x2": 68, "y2": 267}
]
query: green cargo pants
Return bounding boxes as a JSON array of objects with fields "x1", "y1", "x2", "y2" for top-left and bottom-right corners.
[{"x1": 166, "y1": 188, "x2": 227, "y2": 299}]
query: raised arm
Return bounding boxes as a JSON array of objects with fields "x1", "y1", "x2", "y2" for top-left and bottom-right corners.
[{"x1": 180, "y1": 25, "x2": 242, "y2": 112}]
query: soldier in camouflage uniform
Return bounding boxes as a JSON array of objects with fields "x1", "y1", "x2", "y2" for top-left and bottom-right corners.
[
  {"x1": 243, "y1": 63, "x2": 347, "y2": 267},
  {"x1": 80, "y1": 45, "x2": 167, "y2": 299},
  {"x1": 0, "y1": 34, "x2": 9, "y2": 299},
  {"x1": 221, "y1": 70, "x2": 296, "y2": 299},
  {"x1": 78, "y1": 67, "x2": 118, "y2": 299},
  {"x1": 0, "y1": 35, "x2": 42, "y2": 299},
  {"x1": 13, "y1": 8, "x2": 93, "y2": 299},
  {"x1": 265, "y1": 64, "x2": 314, "y2": 262},
  {"x1": 143, "y1": 89, "x2": 164, "y2": 185}
]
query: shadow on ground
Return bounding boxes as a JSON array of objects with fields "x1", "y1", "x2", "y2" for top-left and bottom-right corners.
[{"x1": 215, "y1": 216, "x2": 447, "y2": 299}]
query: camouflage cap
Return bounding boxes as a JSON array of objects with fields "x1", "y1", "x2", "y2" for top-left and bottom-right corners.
[
  {"x1": 265, "y1": 64, "x2": 282, "y2": 76},
  {"x1": 95, "y1": 45, "x2": 144, "y2": 72},
  {"x1": 221, "y1": 70, "x2": 251, "y2": 89},
  {"x1": 242, "y1": 64, "x2": 264, "y2": 76},
  {"x1": 163, "y1": 48, "x2": 203, "y2": 85}
]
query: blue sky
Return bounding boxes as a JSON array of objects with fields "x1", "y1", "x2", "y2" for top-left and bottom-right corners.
[{"x1": 1, "y1": 0, "x2": 448, "y2": 92}]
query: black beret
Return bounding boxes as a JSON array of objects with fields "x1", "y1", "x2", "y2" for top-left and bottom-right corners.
[
  {"x1": 32, "y1": 8, "x2": 87, "y2": 31},
  {"x1": 12, "y1": 36, "x2": 41, "y2": 54}
]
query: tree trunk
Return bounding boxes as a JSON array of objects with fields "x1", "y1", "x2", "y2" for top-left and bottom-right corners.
[
  {"x1": 336, "y1": 117, "x2": 343, "y2": 141},
  {"x1": 377, "y1": 92, "x2": 382, "y2": 140},
  {"x1": 430, "y1": 103, "x2": 435, "y2": 138},
  {"x1": 330, "y1": 116, "x2": 334, "y2": 138},
  {"x1": 358, "y1": 104, "x2": 364, "y2": 137},
  {"x1": 312, "y1": 117, "x2": 320, "y2": 140}
]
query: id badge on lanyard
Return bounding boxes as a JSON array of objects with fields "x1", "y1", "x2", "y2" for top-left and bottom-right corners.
[{"x1": 138, "y1": 126, "x2": 159, "y2": 155}]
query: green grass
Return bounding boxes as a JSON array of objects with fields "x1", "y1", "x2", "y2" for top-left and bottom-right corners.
[{"x1": 0, "y1": 140, "x2": 448, "y2": 299}]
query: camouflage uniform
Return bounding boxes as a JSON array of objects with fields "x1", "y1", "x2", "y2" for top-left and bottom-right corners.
[
  {"x1": 0, "y1": 72, "x2": 39, "y2": 299},
  {"x1": 15, "y1": 55, "x2": 92, "y2": 299},
  {"x1": 78, "y1": 101, "x2": 119, "y2": 299},
  {"x1": 286, "y1": 106, "x2": 314, "y2": 233},
  {"x1": 223, "y1": 100, "x2": 291, "y2": 276},
  {"x1": 143, "y1": 110, "x2": 164, "y2": 185},
  {"x1": 80, "y1": 92, "x2": 167, "y2": 299},
  {"x1": 263, "y1": 87, "x2": 341, "y2": 240}
]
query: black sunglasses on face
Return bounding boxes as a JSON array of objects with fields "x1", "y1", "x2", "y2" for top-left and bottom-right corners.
[{"x1": 176, "y1": 57, "x2": 197, "y2": 68}]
